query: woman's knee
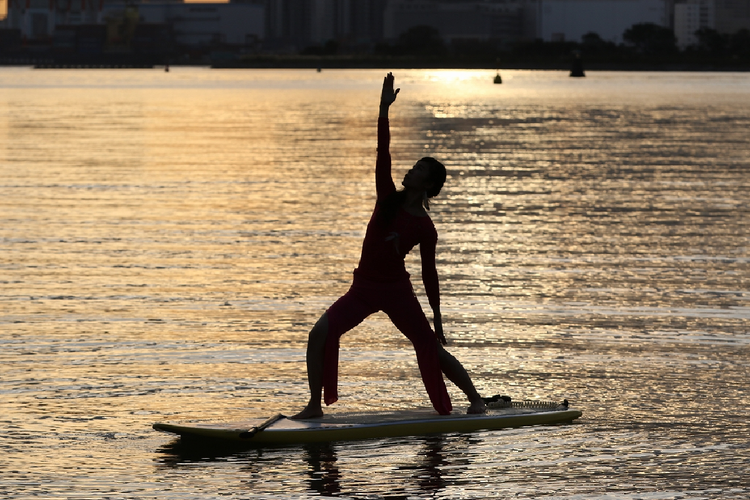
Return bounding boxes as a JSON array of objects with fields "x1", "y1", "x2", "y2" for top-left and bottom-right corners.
[{"x1": 309, "y1": 313, "x2": 329, "y2": 346}]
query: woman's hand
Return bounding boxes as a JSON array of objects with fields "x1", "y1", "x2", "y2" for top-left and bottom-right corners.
[
  {"x1": 380, "y1": 72, "x2": 400, "y2": 111},
  {"x1": 434, "y1": 312, "x2": 447, "y2": 345}
]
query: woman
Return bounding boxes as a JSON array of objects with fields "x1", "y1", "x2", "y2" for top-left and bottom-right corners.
[{"x1": 292, "y1": 73, "x2": 486, "y2": 419}]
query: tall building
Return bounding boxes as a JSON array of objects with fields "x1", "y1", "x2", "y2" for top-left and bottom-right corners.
[
  {"x1": 382, "y1": 0, "x2": 671, "y2": 45},
  {"x1": 4, "y1": 0, "x2": 263, "y2": 49},
  {"x1": 714, "y1": 0, "x2": 750, "y2": 34},
  {"x1": 538, "y1": 0, "x2": 668, "y2": 43},
  {"x1": 137, "y1": 3, "x2": 265, "y2": 47},
  {"x1": 3, "y1": 0, "x2": 106, "y2": 38},
  {"x1": 673, "y1": 0, "x2": 750, "y2": 48},
  {"x1": 259, "y1": 0, "x2": 387, "y2": 52},
  {"x1": 383, "y1": 0, "x2": 535, "y2": 44},
  {"x1": 674, "y1": 0, "x2": 715, "y2": 47}
]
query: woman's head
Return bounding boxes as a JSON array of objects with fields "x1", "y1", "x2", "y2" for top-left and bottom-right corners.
[
  {"x1": 382, "y1": 156, "x2": 447, "y2": 223},
  {"x1": 402, "y1": 157, "x2": 446, "y2": 198},
  {"x1": 420, "y1": 157, "x2": 446, "y2": 198}
]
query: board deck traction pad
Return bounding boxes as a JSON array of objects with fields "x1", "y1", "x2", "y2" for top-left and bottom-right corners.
[{"x1": 153, "y1": 397, "x2": 582, "y2": 445}]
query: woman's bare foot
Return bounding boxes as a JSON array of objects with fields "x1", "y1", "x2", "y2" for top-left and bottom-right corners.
[
  {"x1": 467, "y1": 399, "x2": 487, "y2": 414},
  {"x1": 290, "y1": 405, "x2": 324, "y2": 420}
]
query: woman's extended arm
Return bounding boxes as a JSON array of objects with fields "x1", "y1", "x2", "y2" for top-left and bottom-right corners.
[
  {"x1": 379, "y1": 72, "x2": 399, "y2": 118},
  {"x1": 376, "y1": 73, "x2": 400, "y2": 201},
  {"x1": 421, "y1": 233, "x2": 447, "y2": 345}
]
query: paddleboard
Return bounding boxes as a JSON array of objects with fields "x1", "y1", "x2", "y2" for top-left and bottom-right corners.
[{"x1": 153, "y1": 400, "x2": 581, "y2": 445}]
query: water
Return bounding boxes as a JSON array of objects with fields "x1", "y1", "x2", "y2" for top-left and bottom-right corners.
[{"x1": 1, "y1": 67, "x2": 749, "y2": 499}]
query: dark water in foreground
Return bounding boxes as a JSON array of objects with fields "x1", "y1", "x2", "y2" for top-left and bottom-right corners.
[{"x1": 1, "y1": 68, "x2": 749, "y2": 498}]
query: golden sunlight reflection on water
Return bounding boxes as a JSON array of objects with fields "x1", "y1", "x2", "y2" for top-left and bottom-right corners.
[{"x1": 1, "y1": 68, "x2": 749, "y2": 499}]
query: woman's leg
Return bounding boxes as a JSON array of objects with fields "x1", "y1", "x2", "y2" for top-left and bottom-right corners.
[
  {"x1": 291, "y1": 313, "x2": 329, "y2": 419},
  {"x1": 385, "y1": 281, "x2": 485, "y2": 415},
  {"x1": 385, "y1": 286, "x2": 453, "y2": 415},
  {"x1": 437, "y1": 344, "x2": 486, "y2": 414},
  {"x1": 292, "y1": 285, "x2": 375, "y2": 420}
]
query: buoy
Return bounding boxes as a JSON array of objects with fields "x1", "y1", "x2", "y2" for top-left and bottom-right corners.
[
  {"x1": 494, "y1": 72, "x2": 502, "y2": 84},
  {"x1": 570, "y1": 52, "x2": 585, "y2": 77}
]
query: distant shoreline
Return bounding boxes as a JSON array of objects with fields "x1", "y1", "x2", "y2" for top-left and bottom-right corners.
[
  {"x1": 2, "y1": 55, "x2": 749, "y2": 72},
  {"x1": 214, "y1": 57, "x2": 750, "y2": 72}
]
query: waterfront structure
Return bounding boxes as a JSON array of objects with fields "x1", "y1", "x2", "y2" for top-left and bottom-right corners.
[
  {"x1": 674, "y1": 0, "x2": 715, "y2": 47},
  {"x1": 3, "y1": 0, "x2": 749, "y2": 57},
  {"x1": 383, "y1": 0, "x2": 537, "y2": 44},
  {"x1": 3, "y1": 0, "x2": 107, "y2": 36},
  {"x1": 135, "y1": 2, "x2": 264, "y2": 47},
  {"x1": 2, "y1": 0, "x2": 263, "y2": 47},
  {"x1": 256, "y1": 0, "x2": 387, "y2": 52},
  {"x1": 673, "y1": 0, "x2": 750, "y2": 48},
  {"x1": 538, "y1": 0, "x2": 668, "y2": 43},
  {"x1": 713, "y1": 0, "x2": 750, "y2": 34}
]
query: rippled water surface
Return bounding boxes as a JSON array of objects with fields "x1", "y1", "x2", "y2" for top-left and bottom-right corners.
[{"x1": 2, "y1": 68, "x2": 749, "y2": 499}]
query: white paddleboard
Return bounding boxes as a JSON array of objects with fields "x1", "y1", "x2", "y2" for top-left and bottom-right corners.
[{"x1": 153, "y1": 401, "x2": 581, "y2": 445}]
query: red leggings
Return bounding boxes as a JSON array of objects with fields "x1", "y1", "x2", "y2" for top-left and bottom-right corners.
[{"x1": 322, "y1": 275, "x2": 453, "y2": 415}]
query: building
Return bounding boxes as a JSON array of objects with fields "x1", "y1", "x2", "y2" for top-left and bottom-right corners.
[
  {"x1": 383, "y1": 0, "x2": 536, "y2": 44},
  {"x1": 3, "y1": 0, "x2": 101, "y2": 39},
  {"x1": 673, "y1": 0, "x2": 750, "y2": 48},
  {"x1": 674, "y1": 0, "x2": 715, "y2": 47},
  {"x1": 259, "y1": 0, "x2": 388, "y2": 52},
  {"x1": 714, "y1": 0, "x2": 750, "y2": 34},
  {"x1": 2, "y1": 0, "x2": 263, "y2": 49},
  {"x1": 8, "y1": 0, "x2": 746, "y2": 57},
  {"x1": 381, "y1": 0, "x2": 674, "y2": 46},
  {"x1": 538, "y1": 0, "x2": 668, "y2": 43},
  {"x1": 134, "y1": 3, "x2": 264, "y2": 47}
]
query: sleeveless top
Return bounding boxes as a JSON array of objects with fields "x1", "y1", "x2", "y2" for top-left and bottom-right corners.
[{"x1": 353, "y1": 117, "x2": 440, "y2": 312}]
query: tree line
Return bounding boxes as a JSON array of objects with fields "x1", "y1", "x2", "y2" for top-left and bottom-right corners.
[{"x1": 301, "y1": 23, "x2": 750, "y2": 70}]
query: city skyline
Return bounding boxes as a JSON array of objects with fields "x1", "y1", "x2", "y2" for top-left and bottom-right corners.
[
  {"x1": 0, "y1": 0, "x2": 226, "y2": 19},
  {"x1": 3, "y1": 0, "x2": 749, "y2": 62}
]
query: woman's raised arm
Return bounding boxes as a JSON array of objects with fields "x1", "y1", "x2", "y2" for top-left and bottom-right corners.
[
  {"x1": 379, "y1": 72, "x2": 400, "y2": 118},
  {"x1": 376, "y1": 73, "x2": 399, "y2": 201}
]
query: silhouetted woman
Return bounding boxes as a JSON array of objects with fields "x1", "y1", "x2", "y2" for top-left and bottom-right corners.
[{"x1": 292, "y1": 73, "x2": 486, "y2": 419}]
